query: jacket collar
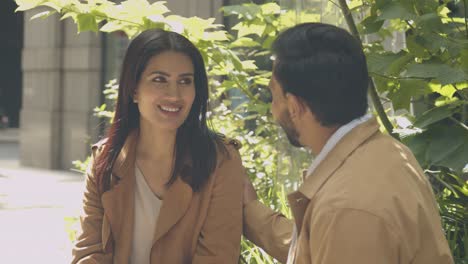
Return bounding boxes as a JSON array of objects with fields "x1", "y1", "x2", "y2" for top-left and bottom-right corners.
[
  {"x1": 100, "y1": 130, "x2": 193, "y2": 259},
  {"x1": 287, "y1": 117, "x2": 380, "y2": 231}
]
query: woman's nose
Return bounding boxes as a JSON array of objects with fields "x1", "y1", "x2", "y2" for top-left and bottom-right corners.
[{"x1": 165, "y1": 82, "x2": 182, "y2": 99}]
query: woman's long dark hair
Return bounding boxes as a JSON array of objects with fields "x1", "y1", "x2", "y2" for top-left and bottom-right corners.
[{"x1": 94, "y1": 29, "x2": 223, "y2": 193}]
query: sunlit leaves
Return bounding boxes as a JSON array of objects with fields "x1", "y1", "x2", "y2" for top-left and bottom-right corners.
[
  {"x1": 16, "y1": 0, "x2": 49, "y2": 11},
  {"x1": 413, "y1": 103, "x2": 461, "y2": 128},
  {"x1": 403, "y1": 63, "x2": 468, "y2": 85},
  {"x1": 30, "y1": 10, "x2": 55, "y2": 20},
  {"x1": 76, "y1": 13, "x2": 98, "y2": 32},
  {"x1": 232, "y1": 20, "x2": 266, "y2": 38},
  {"x1": 360, "y1": 15, "x2": 385, "y2": 34},
  {"x1": 222, "y1": 4, "x2": 262, "y2": 20},
  {"x1": 389, "y1": 80, "x2": 432, "y2": 110},
  {"x1": 376, "y1": 1, "x2": 417, "y2": 21}
]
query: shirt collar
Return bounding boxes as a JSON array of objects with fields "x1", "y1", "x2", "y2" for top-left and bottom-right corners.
[{"x1": 306, "y1": 113, "x2": 372, "y2": 177}]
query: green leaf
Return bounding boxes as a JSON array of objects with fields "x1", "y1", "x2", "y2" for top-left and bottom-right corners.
[
  {"x1": 348, "y1": 0, "x2": 364, "y2": 10},
  {"x1": 413, "y1": 104, "x2": 459, "y2": 128},
  {"x1": 165, "y1": 15, "x2": 186, "y2": 33},
  {"x1": 242, "y1": 60, "x2": 258, "y2": 71},
  {"x1": 359, "y1": 15, "x2": 385, "y2": 34},
  {"x1": 184, "y1": 16, "x2": 220, "y2": 40},
  {"x1": 425, "y1": 124, "x2": 468, "y2": 168},
  {"x1": 100, "y1": 21, "x2": 123, "y2": 33},
  {"x1": 367, "y1": 51, "x2": 412, "y2": 76},
  {"x1": 260, "y1": 2, "x2": 280, "y2": 15},
  {"x1": 403, "y1": 63, "x2": 468, "y2": 85},
  {"x1": 372, "y1": 75, "x2": 397, "y2": 93},
  {"x1": 367, "y1": 53, "x2": 401, "y2": 75},
  {"x1": 404, "y1": 133, "x2": 430, "y2": 166},
  {"x1": 226, "y1": 50, "x2": 243, "y2": 70},
  {"x1": 15, "y1": 0, "x2": 47, "y2": 12},
  {"x1": 119, "y1": 0, "x2": 149, "y2": 17},
  {"x1": 222, "y1": 4, "x2": 261, "y2": 20},
  {"x1": 253, "y1": 76, "x2": 270, "y2": 86},
  {"x1": 149, "y1": 0, "x2": 170, "y2": 15},
  {"x1": 389, "y1": 80, "x2": 431, "y2": 111},
  {"x1": 30, "y1": 10, "x2": 55, "y2": 20},
  {"x1": 376, "y1": 2, "x2": 417, "y2": 21},
  {"x1": 232, "y1": 20, "x2": 266, "y2": 38},
  {"x1": 229, "y1": 37, "x2": 260, "y2": 48},
  {"x1": 418, "y1": 33, "x2": 464, "y2": 56},
  {"x1": 142, "y1": 16, "x2": 165, "y2": 31},
  {"x1": 203, "y1": 31, "x2": 228, "y2": 41},
  {"x1": 460, "y1": 49, "x2": 468, "y2": 71},
  {"x1": 439, "y1": 141, "x2": 468, "y2": 172},
  {"x1": 413, "y1": 0, "x2": 439, "y2": 14},
  {"x1": 406, "y1": 35, "x2": 431, "y2": 58},
  {"x1": 416, "y1": 13, "x2": 444, "y2": 32},
  {"x1": 430, "y1": 83, "x2": 457, "y2": 98},
  {"x1": 76, "y1": 13, "x2": 98, "y2": 33},
  {"x1": 387, "y1": 53, "x2": 415, "y2": 76},
  {"x1": 262, "y1": 35, "x2": 276, "y2": 49}
]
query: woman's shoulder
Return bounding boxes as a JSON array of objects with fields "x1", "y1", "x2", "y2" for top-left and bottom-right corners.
[
  {"x1": 212, "y1": 133, "x2": 243, "y2": 168},
  {"x1": 216, "y1": 133, "x2": 242, "y2": 150}
]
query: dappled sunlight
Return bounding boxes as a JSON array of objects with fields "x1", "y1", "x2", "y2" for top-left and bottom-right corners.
[
  {"x1": 0, "y1": 162, "x2": 84, "y2": 263},
  {"x1": 0, "y1": 208, "x2": 75, "y2": 263}
]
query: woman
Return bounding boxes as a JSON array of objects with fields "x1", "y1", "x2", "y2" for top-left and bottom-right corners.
[{"x1": 72, "y1": 29, "x2": 244, "y2": 264}]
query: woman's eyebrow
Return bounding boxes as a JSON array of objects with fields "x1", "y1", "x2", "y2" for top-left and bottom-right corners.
[{"x1": 149, "y1": 71, "x2": 194, "y2": 77}]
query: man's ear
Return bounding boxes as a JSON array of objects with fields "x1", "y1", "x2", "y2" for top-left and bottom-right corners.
[{"x1": 286, "y1": 93, "x2": 307, "y2": 120}]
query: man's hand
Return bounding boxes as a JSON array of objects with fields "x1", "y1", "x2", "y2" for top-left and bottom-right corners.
[{"x1": 243, "y1": 173, "x2": 258, "y2": 207}]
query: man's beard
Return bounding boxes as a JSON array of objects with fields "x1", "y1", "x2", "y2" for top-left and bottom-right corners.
[{"x1": 278, "y1": 109, "x2": 302, "y2": 147}]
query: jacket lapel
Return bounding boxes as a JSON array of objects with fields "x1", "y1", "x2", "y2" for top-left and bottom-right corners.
[
  {"x1": 101, "y1": 131, "x2": 138, "y2": 260},
  {"x1": 288, "y1": 118, "x2": 380, "y2": 231},
  {"x1": 153, "y1": 175, "x2": 193, "y2": 244}
]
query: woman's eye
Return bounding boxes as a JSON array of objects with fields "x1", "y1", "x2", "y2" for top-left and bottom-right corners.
[
  {"x1": 179, "y1": 78, "x2": 193, "y2": 85},
  {"x1": 152, "y1": 76, "x2": 166, "y2": 83}
]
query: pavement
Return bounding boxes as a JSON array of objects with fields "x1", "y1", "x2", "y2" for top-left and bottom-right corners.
[{"x1": 0, "y1": 137, "x2": 85, "y2": 263}]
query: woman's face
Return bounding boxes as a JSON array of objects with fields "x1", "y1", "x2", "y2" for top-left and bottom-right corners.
[{"x1": 134, "y1": 51, "x2": 196, "y2": 132}]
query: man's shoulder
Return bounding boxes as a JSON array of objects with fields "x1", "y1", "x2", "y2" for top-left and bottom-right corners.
[
  {"x1": 339, "y1": 131, "x2": 422, "y2": 180},
  {"x1": 311, "y1": 131, "x2": 437, "y2": 229}
]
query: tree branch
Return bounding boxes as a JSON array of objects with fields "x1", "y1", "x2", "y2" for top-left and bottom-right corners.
[{"x1": 337, "y1": 0, "x2": 399, "y2": 140}]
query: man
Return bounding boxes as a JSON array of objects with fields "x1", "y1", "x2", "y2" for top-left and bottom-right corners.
[{"x1": 243, "y1": 22, "x2": 453, "y2": 264}]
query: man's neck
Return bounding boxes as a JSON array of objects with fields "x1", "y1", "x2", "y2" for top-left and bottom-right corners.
[{"x1": 302, "y1": 122, "x2": 340, "y2": 155}]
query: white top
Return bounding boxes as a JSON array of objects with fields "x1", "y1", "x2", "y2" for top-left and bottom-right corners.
[
  {"x1": 286, "y1": 114, "x2": 373, "y2": 264},
  {"x1": 130, "y1": 165, "x2": 162, "y2": 264},
  {"x1": 305, "y1": 113, "x2": 372, "y2": 177}
]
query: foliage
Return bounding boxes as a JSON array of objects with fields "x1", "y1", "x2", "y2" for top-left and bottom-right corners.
[
  {"x1": 338, "y1": 1, "x2": 468, "y2": 262},
  {"x1": 15, "y1": 0, "x2": 468, "y2": 263}
]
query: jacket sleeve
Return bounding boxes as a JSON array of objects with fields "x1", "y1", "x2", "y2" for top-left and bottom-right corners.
[
  {"x1": 307, "y1": 208, "x2": 399, "y2": 264},
  {"x1": 71, "y1": 146, "x2": 113, "y2": 264},
  {"x1": 243, "y1": 200, "x2": 293, "y2": 263},
  {"x1": 192, "y1": 144, "x2": 244, "y2": 264}
]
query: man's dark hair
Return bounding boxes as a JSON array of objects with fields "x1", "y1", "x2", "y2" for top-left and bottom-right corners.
[{"x1": 272, "y1": 22, "x2": 369, "y2": 126}]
